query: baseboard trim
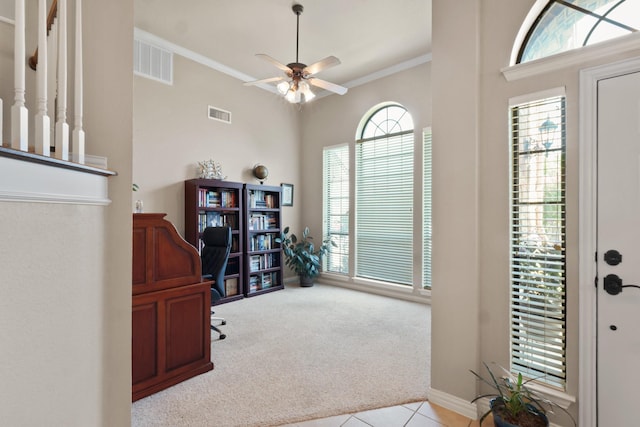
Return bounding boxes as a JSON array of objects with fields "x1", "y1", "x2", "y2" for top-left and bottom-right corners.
[{"x1": 427, "y1": 387, "x2": 477, "y2": 420}]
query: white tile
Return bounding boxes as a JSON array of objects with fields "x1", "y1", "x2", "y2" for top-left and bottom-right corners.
[
  {"x1": 353, "y1": 405, "x2": 415, "y2": 427},
  {"x1": 280, "y1": 414, "x2": 352, "y2": 427},
  {"x1": 403, "y1": 401, "x2": 426, "y2": 411},
  {"x1": 342, "y1": 416, "x2": 373, "y2": 427},
  {"x1": 406, "y1": 412, "x2": 445, "y2": 427}
]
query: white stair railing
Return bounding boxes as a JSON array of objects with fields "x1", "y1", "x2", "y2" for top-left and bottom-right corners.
[{"x1": 7, "y1": 0, "x2": 85, "y2": 164}]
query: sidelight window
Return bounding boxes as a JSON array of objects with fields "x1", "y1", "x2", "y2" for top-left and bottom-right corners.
[{"x1": 509, "y1": 92, "x2": 567, "y2": 389}]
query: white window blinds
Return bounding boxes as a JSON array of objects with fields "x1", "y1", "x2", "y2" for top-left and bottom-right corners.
[
  {"x1": 323, "y1": 145, "x2": 349, "y2": 274},
  {"x1": 356, "y1": 129, "x2": 414, "y2": 285},
  {"x1": 423, "y1": 128, "x2": 432, "y2": 289},
  {"x1": 510, "y1": 94, "x2": 566, "y2": 389}
]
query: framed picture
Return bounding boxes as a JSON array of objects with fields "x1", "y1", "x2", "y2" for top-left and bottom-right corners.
[{"x1": 281, "y1": 183, "x2": 294, "y2": 206}]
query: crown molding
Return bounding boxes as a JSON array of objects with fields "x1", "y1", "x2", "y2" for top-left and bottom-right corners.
[{"x1": 133, "y1": 27, "x2": 431, "y2": 96}]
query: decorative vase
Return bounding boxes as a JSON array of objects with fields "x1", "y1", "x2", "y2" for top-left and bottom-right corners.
[
  {"x1": 134, "y1": 200, "x2": 144, "y2": 213},
  {"x1": 299, "y1": 275, "x2": 314, "y2": 287}
]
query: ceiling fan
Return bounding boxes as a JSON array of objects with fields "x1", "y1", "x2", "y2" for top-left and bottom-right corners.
[{"x1": 243, "y1": 3, "x2": 348, "y2": 103}]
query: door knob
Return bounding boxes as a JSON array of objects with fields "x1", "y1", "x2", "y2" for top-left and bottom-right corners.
[
  {"x1": 604, "y1": 249, "x2": 622, "y2": 266},
  {"x1": 604, "y1": 274, "x2": 640, "y2": 295}
]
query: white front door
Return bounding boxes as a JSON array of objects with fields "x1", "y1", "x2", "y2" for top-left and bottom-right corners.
[{"x1": 597, "y1": 70, "x2": 640, "y2": 426}]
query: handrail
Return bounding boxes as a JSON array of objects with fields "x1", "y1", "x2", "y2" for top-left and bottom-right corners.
[{"x1": 28, "y1": 0, "x2": 58, "y2": 70}]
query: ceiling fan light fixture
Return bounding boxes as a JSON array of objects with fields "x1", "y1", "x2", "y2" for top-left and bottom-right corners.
[
  {"x1": 299, "y1": 81, "x2": 315, "y2": 102},
  {"x1": 285, "y1": 88, "x2": 298, "y2": 103},
  {"x1": 244, "y1": 3, "x2": 347, "y2": 103},
  {"x1": 277, "y1": 81, "x2": 290, "y2": 95}
]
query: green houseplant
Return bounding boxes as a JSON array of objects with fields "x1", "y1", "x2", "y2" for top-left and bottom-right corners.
[
  {"x1": 470, "y1": 362, "x2": 576, "y2": 427},
  {"x1": 276, "y1": 226, "x2": 335, "y2": 286}
]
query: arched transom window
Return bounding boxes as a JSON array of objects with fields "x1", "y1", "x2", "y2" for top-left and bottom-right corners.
[{"x1": 518, "y1": 0, "x2": 640, "y2": 63}]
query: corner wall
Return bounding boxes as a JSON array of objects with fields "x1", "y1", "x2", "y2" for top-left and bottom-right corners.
[{"x1": 429, "y1": 0, "x2": 481, "y2": 406}]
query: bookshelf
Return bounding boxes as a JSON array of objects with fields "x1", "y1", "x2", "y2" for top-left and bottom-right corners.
[
  {"x1": 184, "y1": 179, "x2": 244, "y2": 303},
  {"x1": 243, "y1": 183, "x2": 284, "y2": 297}
]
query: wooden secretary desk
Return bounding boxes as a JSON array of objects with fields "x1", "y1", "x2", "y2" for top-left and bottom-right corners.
[{"x1": 132, "y1": 213, "x2": 213, "y2": 401}]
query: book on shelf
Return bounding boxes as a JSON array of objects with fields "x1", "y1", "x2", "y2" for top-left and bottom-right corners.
[
  {"x1": 225, "y1": 278, "x2": 238, "y2": 296},
  {"x1": 198, "y1": 188, "x2": 238, "y2": 208},
  {"x1": 249, "y1": 189, "x2": 277, "y2": 209},
  {"x1": 249, "y1": 275, "x2": 261, "y2": 292},
  {"x1": 248, "y1": 213, "x2": 277, "y2": 230},
  {"x1": 249, "y1": 234, "x2": 276, "y2": 251}
]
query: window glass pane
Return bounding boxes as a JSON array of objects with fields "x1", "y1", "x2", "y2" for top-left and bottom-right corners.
[
  {"x1": 356, "y1": 105, "x2": 414, "y2": 286},
  {"x1": 423, "y1": 128, "x2": 432, "y2": 289},
  {"x1": 323, "y1": 145, "x2": 349, "y2": 274},
  {"x1": 361, "y1": 105, "x2": 415, "y2": 139},
  {"x1": 510, "y1": 95, "x2": 567, "y2": 389},
  {"x1": 518, "y1": 0, "x2": 640, "y2": 63},
  {"x1": 521, "y1": 4, "x2": 599, "y2": 62}
]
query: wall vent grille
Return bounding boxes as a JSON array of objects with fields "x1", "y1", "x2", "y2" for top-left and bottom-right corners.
[
  {"x1": 133, "y1": 39, "x2": 173, "y2": 85},
  {"x1": 208, "y1": 106, "x2": 232, "y2": 124}
]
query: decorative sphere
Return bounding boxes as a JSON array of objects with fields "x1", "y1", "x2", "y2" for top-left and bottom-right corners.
[{"x1": 253, "y1": 164, "x2": 269, "y2": 180}]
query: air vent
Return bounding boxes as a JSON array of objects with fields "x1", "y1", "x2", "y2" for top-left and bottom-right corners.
[
  {"x1": 208, "y1": 106, "x2": 232, "y2": 124},
  {"x1": 133, "y1": 38, "x2": 173, "y2": 85}
]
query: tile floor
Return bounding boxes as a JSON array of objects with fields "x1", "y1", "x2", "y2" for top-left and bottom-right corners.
[{"x1": 281, "y1": 401, "x2": 482, "y2": 427}]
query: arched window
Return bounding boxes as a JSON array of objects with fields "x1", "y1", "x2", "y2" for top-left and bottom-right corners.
[
  {"x1": 355, "y1": 104, "x2": 414, "y2": 285},
  {"x1": 517, "y1": 0, "x2": 639, "y2": 64}
]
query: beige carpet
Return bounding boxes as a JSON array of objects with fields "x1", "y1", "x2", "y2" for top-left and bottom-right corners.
[{"x1": 131, "y1": 283, "x2": 431, "y2": 427}]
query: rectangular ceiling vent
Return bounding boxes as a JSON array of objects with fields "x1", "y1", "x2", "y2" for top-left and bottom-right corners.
[
  {"x1": 133, "y1": 38, "x2": 173, "y2": 85},
  {"x1": 208, "y1": 106, "x2": 232, "y2": 124}
]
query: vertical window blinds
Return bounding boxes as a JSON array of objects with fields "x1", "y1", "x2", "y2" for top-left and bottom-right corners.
[
  {"x1": 510, "y1": 95, "x2": 567, "y2": 389},
  {"x1": 423, "y1": 128, "x2": 432, "y2": 289},
  {"x1": 323, "y1": 145, "x2": 350, "y2": 274},
  {"x1": 355, "y1": 130, "x2": 414, "y2": 285}
]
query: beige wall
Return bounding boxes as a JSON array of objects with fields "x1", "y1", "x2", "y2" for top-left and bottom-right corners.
[
  {"x1": 133, "y1": 55, "x2": 302, "y2": 241},
  {"x1": 0, "y1": 0, "x2": 133, "y2": 426}
]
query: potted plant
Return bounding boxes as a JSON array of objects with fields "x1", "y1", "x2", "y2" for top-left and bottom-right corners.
[
  {"x1": 276, "y1": 226, "x2": 335, "y2": 286},
  {"x1": 470, "y1": 362, "x2": 576, "y2": 427}
]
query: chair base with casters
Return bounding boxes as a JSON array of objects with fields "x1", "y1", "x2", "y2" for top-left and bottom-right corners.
[{"x1": 211, "y1": 307, "x2": 227, "y2": 340}]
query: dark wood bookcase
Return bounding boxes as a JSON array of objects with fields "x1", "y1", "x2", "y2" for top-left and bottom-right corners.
[
  {"x1": 184, "y1": 179, "x2": 244, "y2": 304},
  {"x1": 243, "y1": 183, "x2": 284, "y2": 297}
]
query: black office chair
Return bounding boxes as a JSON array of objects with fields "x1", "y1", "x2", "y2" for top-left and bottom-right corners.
[{"x1": 201, "y1": 226, "x2": 232, "y2": 340}]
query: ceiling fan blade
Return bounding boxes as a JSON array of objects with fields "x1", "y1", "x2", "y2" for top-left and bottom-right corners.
[
  {"x1": 308, "y1": 78, "x2": 348, "y2": 95},
  {"x1": 255, "y1": 54, "x2": 291, "y2": 73},
  {"x1": 243, "y1": 76, "x2": 285, "y2": 86},
  {"x1": 304, "y1": 56, "x2": 341, "y2": 76}
]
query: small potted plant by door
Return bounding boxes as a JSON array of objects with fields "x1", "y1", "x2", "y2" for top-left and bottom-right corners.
[
  {"x1": 276, "y1": 226, "x2": 335, "y2": 287},
  {"x1": 470, "y1": 362, "x2": 576, "y2": 427}
]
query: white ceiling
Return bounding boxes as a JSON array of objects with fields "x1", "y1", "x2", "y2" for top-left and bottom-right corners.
[{"x1": 134, "y1": 0, "x2": 432, "y2": 90}]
